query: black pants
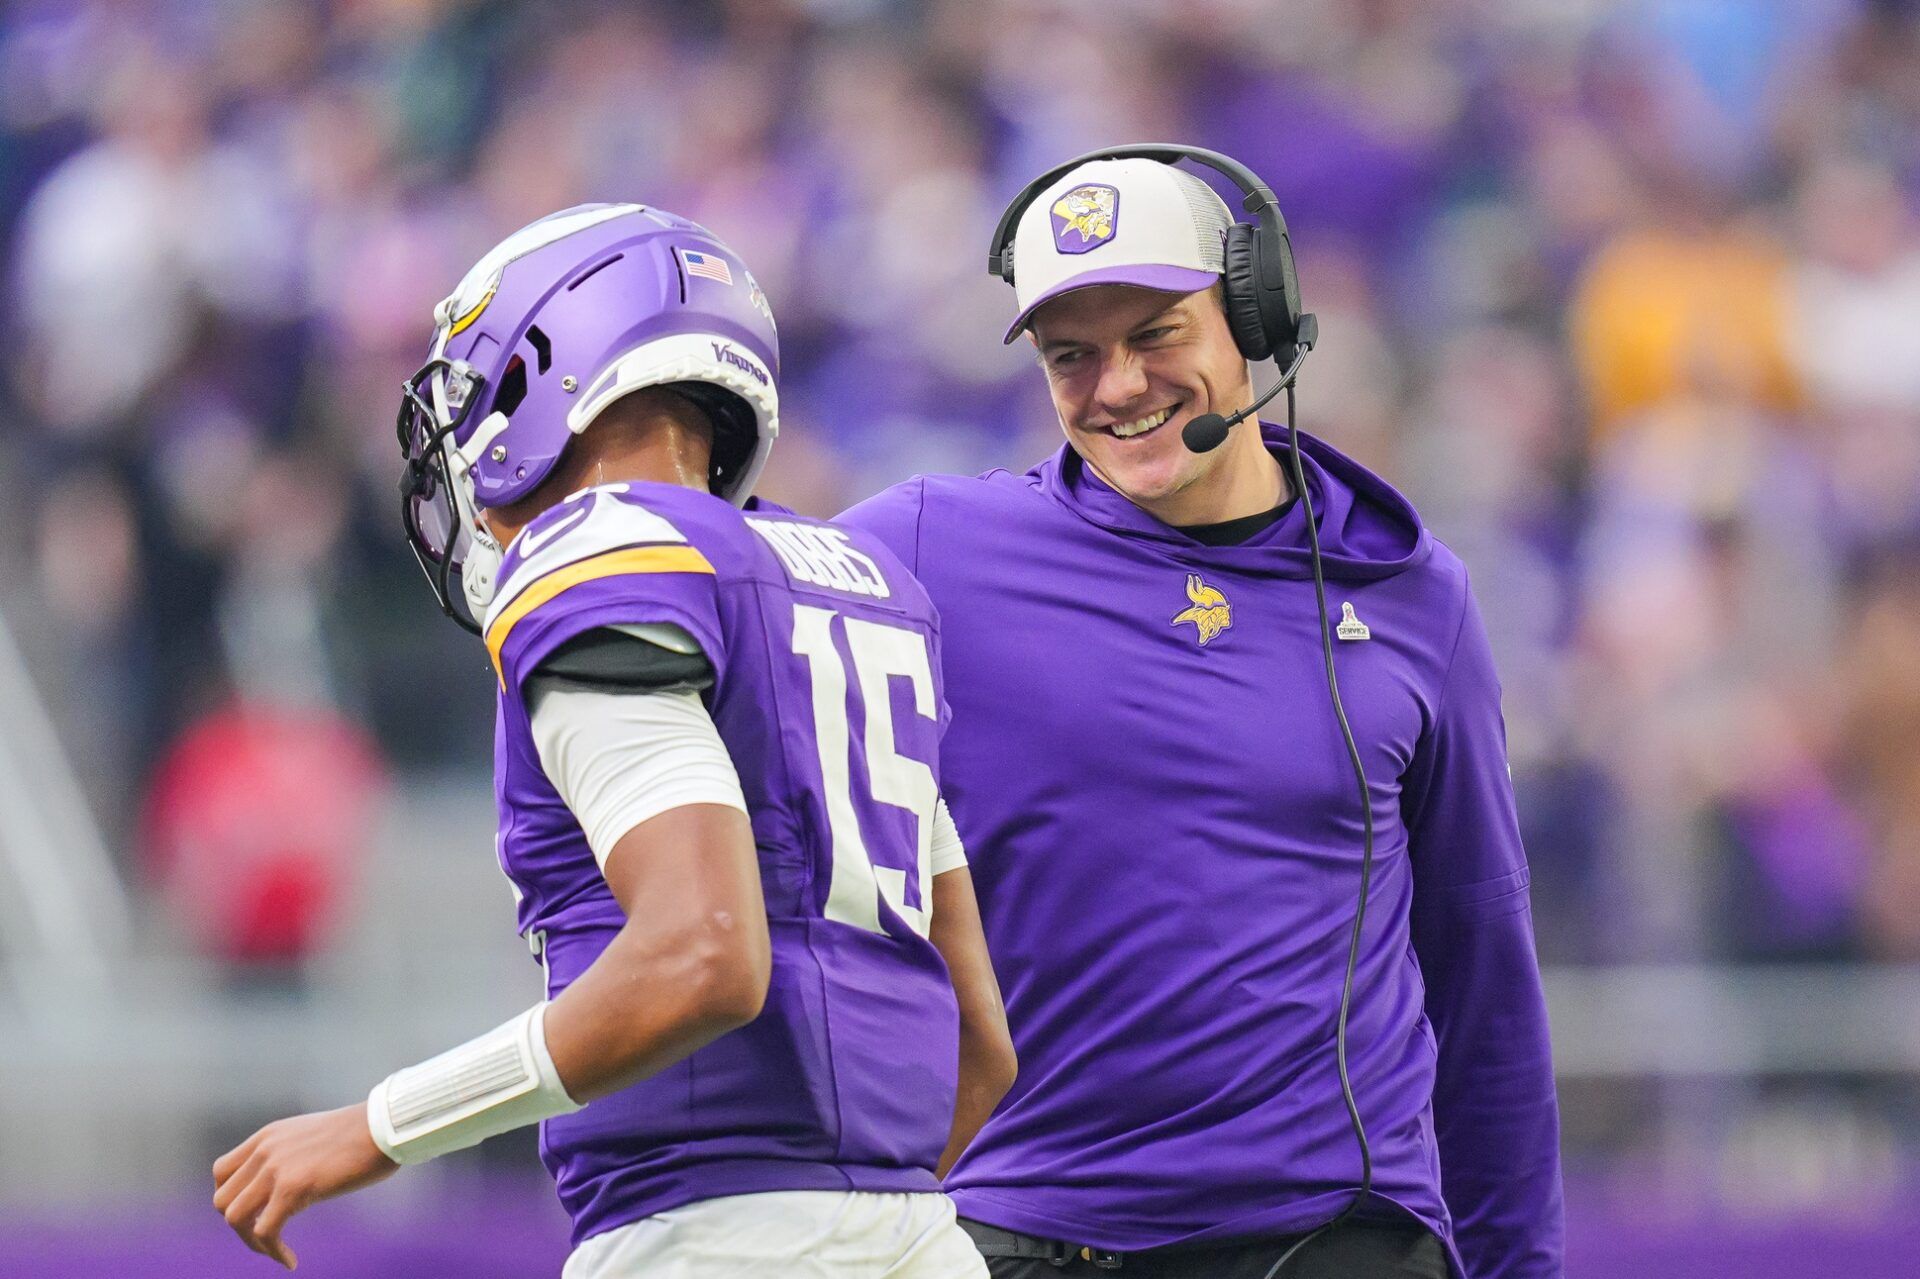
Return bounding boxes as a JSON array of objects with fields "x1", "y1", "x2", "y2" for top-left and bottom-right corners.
[{"x1": 960, "y1": 1218, "x2": 1449, "y2": 1279}]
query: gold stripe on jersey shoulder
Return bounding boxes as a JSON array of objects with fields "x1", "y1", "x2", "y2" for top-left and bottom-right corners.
[{"x1": 487, "y1": 544, "x2": 715, "y2": 684}]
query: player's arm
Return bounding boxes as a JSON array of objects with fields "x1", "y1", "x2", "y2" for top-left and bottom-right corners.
[
  {"x1": 209, "y1": 795, "x2": 766, "y2": 1269},
  {"x1": 927, "y1": 800, "x2": 1016, "y2": 1178},
  {"x1": 417, "y1": 630, "x2": 770, "y2": 1108},
  {"x1": 213, "y1": 629, "x2": 768, "y2": 1269},
  {"x1": 542, "y1": 798, "x2": 767, "y2": 1098},
  {"x1": 1404, "y1": 579, "x2": 1564, "y2": 1279}
]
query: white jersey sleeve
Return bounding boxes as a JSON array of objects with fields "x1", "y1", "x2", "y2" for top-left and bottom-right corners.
[{"x1": 529, "y1": 687, "x2": 747, "y2": 870}]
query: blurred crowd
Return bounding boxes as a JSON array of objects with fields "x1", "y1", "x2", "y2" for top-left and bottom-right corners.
[{"x1": 2, "y1": 0, "x2": 1918, "y2": 967}]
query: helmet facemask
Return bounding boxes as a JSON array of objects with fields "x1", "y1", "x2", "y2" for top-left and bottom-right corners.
[{"x1": 396, "y1": 356, "x2": 505, "y2": 634}]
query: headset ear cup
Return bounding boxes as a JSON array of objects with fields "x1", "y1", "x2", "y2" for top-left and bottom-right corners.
[
  {"x1": 1267, "y1": 227, "x2": 1305, "y2": 360},
  {"x1": 1221, "y1": 224, "x2": 1273, "y2": 360}
]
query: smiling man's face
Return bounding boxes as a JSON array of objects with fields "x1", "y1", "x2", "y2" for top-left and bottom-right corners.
[{"x1": 1030, "y1": 283, "x2": 1259, "y2": 523}]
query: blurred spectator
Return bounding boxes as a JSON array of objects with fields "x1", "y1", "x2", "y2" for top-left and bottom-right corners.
[
  {"x1": 1567, "y1": 170, "x2": 1801, "y2": 436},
  {"x1": 142, "y1": 701, "x2": 387, "y2": 983},
  {"x1": 1840, "y1": 547, "x2": 1920, "y2": 960},
  {"x1": 13, "y1": 42, "x2": 302, "y2": 436},
  {"x1": 1789, "y1": 156, "x2": 1920, "y2": 414}
]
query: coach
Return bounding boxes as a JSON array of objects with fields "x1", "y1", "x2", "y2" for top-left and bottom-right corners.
[{"x1": 839, "y1": 147, "x2": 1562, "y2": 1278}]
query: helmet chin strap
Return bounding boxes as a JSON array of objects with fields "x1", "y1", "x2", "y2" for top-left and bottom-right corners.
[
  {"x1": 423, "y1": 343, "x2": 507, "y2": 618},
  {"x1": 459, "y1": 511, "x2": 504, "y2": 619},
  {"x1": 445, "y1": 413, "x2": 506, "y2": 616}
]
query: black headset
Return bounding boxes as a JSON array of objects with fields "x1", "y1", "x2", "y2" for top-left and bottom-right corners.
[{"x1": 986, "y1": 142, "x2": 1316, "y2": 365}]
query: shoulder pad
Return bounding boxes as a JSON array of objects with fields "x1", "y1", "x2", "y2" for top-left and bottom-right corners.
[
  {"x1": 492, "y1": 484, "x2": 693, "y2": 608},
  {"x1": 484, "y1": 485, "x2": 720, "y2": 681}
]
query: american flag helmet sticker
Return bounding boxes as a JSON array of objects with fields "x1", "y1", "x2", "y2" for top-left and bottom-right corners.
[{"x1": 680, "y1": 249, "x2": 734, "y2": 285}]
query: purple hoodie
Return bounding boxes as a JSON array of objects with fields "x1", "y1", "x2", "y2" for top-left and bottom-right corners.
[{"x1": 840, "y1": 427, "x2": 1563, "y2": 1278}]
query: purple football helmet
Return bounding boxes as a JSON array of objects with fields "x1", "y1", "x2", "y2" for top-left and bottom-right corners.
[{"x1": 397, "y1": 203, "x2": 781, "y2": 632}]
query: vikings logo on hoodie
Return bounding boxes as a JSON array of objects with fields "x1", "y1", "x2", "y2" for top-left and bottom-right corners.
[{"x1": 1171, "y1": 573, "x2": 1232, "y2": 645}]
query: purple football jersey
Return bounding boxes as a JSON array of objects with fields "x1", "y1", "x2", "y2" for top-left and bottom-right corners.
[
  {"x1": 841, "y1": 427, "x2": 1564, "y2": 1279},
  {"x1": 483, "y1": 481, "x2": 958, "y2": 1246}
]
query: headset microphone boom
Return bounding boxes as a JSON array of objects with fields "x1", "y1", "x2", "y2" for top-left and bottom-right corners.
[{"x1": 1180, "y1": 317, "x2": 1317, "y2": 454}]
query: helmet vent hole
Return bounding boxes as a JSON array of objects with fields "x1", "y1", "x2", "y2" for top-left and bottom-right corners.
[
  {"x1": 525, "y1": 326, "x2": 552, "y2": 374},
  {"x1": 495, "y1": 355, "x2": 529, "y2": 416},
  {"x1": 567, "y1": 253, "x2": 623, "y2": 292}
]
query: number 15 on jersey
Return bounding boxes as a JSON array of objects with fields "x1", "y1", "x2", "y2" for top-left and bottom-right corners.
[{"x1": 789, "y1": 604, "x2": 938, "y2": 939}]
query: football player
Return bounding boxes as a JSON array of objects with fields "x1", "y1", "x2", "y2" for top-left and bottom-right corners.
[{"x1": 213, "y1": 204, "x2": 1013, "y2": 1277}]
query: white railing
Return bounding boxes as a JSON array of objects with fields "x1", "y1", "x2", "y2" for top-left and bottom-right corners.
[
  {"x1": 0, "y1": 606, "x2": 130, "y2": 1007},
  {"x1": 1545, "y1": 964, "x2": 1920, "y2": 1077}
]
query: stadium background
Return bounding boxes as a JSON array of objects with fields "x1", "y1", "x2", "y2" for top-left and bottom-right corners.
[{"x1": 3, "y1": 0, "x2": 1919, "y2": 1275}]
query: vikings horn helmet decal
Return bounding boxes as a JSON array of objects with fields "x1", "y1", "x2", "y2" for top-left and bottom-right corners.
[{"x1": 396, "y1": 204, "x2": 781, "y2": 633}]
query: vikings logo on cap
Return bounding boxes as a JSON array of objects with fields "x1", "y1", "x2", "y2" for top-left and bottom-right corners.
[
  {"x1": 1050, "y1": 183, "x2": 1119, "y2": 255},
  {"x1": 1171, "y1": 573, "x2": 1232, "y2": 645}
]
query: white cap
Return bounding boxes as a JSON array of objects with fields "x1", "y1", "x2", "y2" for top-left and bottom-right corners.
[{"x1": 1002, "y1": 157, "x2": 1233, "y2": 343}]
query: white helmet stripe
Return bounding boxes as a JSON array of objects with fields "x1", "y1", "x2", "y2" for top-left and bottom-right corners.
[{"x1": 433, "y1": 203, "x2": 644, "y2": 340}]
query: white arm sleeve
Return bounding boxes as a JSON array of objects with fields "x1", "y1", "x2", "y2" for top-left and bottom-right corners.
[
  {"x1": 368, "y1": 1002, "x2": 581, "y2": 1165},
  {"x1": 530, "y1": 687, "x2": 747, "y2": 870},
  {"x1": 931, "y1": 795, "x2": 967, "y2": 875}
]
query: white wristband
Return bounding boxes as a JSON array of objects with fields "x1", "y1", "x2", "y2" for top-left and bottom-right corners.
[{"x1": 367, "y1": 1003, "x2": 583, "y2": 1166}]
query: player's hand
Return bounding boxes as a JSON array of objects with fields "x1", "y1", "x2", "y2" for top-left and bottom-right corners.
[{"x1": 212, "y1": 1103, "x2": 398, "y2": 1269}]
